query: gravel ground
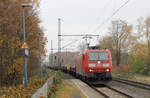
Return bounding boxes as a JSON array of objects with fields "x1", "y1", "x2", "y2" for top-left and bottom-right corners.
[{"x1": 108, "y1": 81, "x2": 150, "y2": 98}]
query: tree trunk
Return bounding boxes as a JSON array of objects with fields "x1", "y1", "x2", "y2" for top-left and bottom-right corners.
[{"x1": 116, "y1": 48, "x2": 121, "y2": 66}]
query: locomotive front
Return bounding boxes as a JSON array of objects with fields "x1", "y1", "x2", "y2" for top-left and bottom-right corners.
[{"x1": 84, "y1": 49, "x2": 112, "y2": 80}]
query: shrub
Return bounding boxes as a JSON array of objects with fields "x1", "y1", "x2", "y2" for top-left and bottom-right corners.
[
  {"x1": 48, "y1": 71, "x2": 62, "y2": 98},
  {"x1": 53, "y1": 71, "x2": 62, "y2": 84},
  {"x1": 132, "y1": 57, "x2": 147, "y2": 74}
]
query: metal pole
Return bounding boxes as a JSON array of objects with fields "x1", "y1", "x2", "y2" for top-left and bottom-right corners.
[
  {"x1": 51, "y1": 40, "x2": 53, "y2": 66},
  {"x1": 39, "y1": 32, "x2": 42, "y2": 78},
  {"x1": 58, "y1": 18, "x2": 61, "y2": 67},
  {"x1": 85, "y1": 34, "x2": 88, "y2": 47},
  {"x1": 22, "y1": 6, "x2": 28, "y2": 87},
  {"x1": 66, "y1": 48, "x2": 67, "y2": 56}
]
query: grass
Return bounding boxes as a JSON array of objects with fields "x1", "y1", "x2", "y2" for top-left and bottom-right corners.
[
  {"x1": 47, "y1": 71, "x2": 87, "y2": 98},
  {"x1": 50, "y1": 81, "x2": 87, "y2": 98},
  {"x1": 130, "y1": 74, "x2": 150, "y2": 84}
]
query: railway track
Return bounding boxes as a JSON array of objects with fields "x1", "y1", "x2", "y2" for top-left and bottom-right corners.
[
  {"x1": 91, "y1": 85, "x2": 134, "y2": 98},
  {"x1": 87, "y1": 77, "x2": 150, "y2": 98},
  {"x1": 113, "y1": 77, "x2": 150, "y2": 90},
  {"x1": 91, "y1": 86, "x2": 110, "y2": 98},
  {"x1": 54, "y1": 71, "x2": 150, "y2": 98}
]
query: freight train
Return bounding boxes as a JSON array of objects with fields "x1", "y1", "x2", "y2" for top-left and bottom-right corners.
[{"x1": 49, "y1": 47, "x2": 112, "y2": 81}]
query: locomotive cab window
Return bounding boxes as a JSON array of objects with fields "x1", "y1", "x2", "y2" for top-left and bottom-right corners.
[
  {"x1": 88, "y1": 52, "x2": 109, "y2": 60},
  {"x1": 99, "y1": 52, "x2": 109, "y2": 60},
  {"x1": 88, "y1": 52, "x2": 98, "y2": 60}
]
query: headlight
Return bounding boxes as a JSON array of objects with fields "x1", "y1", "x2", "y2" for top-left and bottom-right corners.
[
  {"x1": 103, "y1": 63, "x2": 110, "y2": 67},
  {"x1": 88, "y1": 63, "x2": 96, "y2": 67},
  {"x1": 89, "y1": 69, "x2": 93, "y2": 72}
]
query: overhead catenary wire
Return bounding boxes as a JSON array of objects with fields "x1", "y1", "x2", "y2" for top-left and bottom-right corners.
[
  {"x1": 85, "y1": 0, "x2": 113, "y2": 33},
  {"x1": 61, "y1": 39, "x2": 79, "y2": 49},
  {"x1": 90, "y1": 0, "x2": 131, "y2": 34}
]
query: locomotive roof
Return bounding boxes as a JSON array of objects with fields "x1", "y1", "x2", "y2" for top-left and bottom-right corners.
[{"x1": 84, "y1": 49, "x2": 111, "y2": 54}]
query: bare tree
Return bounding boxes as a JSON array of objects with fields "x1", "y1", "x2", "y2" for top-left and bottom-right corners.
[
  {"x1": 99, "y1": 36, "x2": 113, "y2": 51},
  {"x1": 145, "y1": 17, "x2": 150, "y2": 59},
  {"x1": 136, "y1": 17, "x2": 150, "y2": 66},
  {"x1": 109, "y1": 20, "x2": 132, "y2": 66}
]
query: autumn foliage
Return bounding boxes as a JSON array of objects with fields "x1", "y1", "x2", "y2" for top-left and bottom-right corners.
[
  {"x1": 0, "y1": 74, "x2": 51, "y2": 97},
  {"x1": 99, "y1": 18, "x2": 150, "y2": 75},
  {"x1": 0, "y1": 0, "x2": 47, "y2": 86}
]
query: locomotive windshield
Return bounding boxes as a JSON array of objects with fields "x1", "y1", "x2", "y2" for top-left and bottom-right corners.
[
  {"x1": 99, "y1": 52, "x2": 109, "y2": 60},
  {"x1": 88, "y1": 52, "x2": 109, "y2": 60},
  {"x1": 88, "y1": 52, "x2": 98, "y2": 60}
]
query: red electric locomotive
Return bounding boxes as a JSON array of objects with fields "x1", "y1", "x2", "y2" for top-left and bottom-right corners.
[{"x1": 75, "y1": 49, "x2": 112, "y2": 80}]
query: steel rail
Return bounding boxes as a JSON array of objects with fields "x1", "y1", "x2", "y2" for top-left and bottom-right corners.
[
  {"x1": 92, "y1": 85, "x2": 134, "y2": 98},
  {"x1": 91, "y1": 86, "x2": 110, "y2": 98},
  {"x1": 106, "y1": 85, "x2": 134, "y2": 98},
  {"x1": 113, "y1": 77, "x2": 150, "y2": 90}
]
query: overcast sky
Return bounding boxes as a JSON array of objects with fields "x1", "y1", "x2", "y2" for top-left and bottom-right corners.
[{"x1": 40, "y1": 0, "x2": 150, "y2": 54}]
